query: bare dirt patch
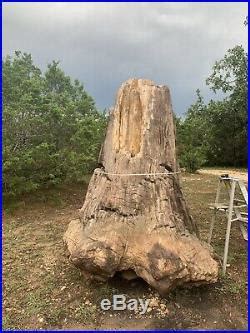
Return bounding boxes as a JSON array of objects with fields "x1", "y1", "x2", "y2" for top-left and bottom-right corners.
[
  {"x1": 3, "y1": 174, "x2": 247, "y2": 330},
  {"x1": 199, "y1": 168, "x2": 248, "y2": 182}
]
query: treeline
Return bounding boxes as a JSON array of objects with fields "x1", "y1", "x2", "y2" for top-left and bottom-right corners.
[
  {"x1": 176, "y1": 45, "x2": 247, "y2": 172},
  {"x1": 3, "y1": 51, "x2": 107, "y2": 198},
  {"x1": 3, "y1": 44, "x2": 247, "y2": 198}
]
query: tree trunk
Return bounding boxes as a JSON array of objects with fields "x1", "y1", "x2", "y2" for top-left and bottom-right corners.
[{"x1": 64, "y1": 79, "x2": 218, "y2": 295}]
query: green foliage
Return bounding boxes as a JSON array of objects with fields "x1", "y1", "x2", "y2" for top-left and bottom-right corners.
[
  {"x1": 177, "y1": 45, "x2": 247, "y2": 171},
  {"x1": 179, "y1": 148, "x2": 206, "y2": 173},
  {"x1": 206, "y1": 45, "x2": 247, "y2": 166},
  {"x1": 176, "y1": 90, "x2": 207, "y2": 172},
  {"x1": 206, "y1": 45, "x2": 247, "y2": 95},
  {"x1": 3, "y1": 51, "x2": 107, "y2": 198}
]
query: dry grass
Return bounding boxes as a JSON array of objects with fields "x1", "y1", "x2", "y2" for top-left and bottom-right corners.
[{"x1": 3, "y1": 172, "x2": 247, "y2": 330}]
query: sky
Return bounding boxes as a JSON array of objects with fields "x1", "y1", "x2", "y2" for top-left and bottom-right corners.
[{"x1": 3, "y1": 2, "x2": 248, "y2": 115}]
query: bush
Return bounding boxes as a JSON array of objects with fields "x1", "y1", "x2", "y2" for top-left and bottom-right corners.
[
  {"x1": 179, "y1": 147, "x2": 206, "y2": 173},
  {"x1": 3, "y1": 51, "x2": 107, "y2": 198}
]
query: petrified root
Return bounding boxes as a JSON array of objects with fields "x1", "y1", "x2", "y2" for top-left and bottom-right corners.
[{"x1": 64, "y1": 78, "x2": 218, "y2": 295}]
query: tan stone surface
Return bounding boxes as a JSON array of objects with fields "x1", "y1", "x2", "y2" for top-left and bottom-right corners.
[{"x1": 64, "y1": 79, "x2": 218, "y2": 294}]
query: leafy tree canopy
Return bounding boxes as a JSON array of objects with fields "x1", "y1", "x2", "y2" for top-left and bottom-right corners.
[
  {"x1": 176, "y1": 45, "x2": 247, "y2": 172},
  {"x1": 3, "y1": 51, "x2": 107, "y2": 197}
]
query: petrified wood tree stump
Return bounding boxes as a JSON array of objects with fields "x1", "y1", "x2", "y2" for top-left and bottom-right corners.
[{"x1": 64, "y1": 79, "x2": 218, "y2": 295}]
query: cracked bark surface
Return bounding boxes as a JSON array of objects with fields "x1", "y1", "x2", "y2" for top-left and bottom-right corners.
[{"x1": 64, "y1": 79, "x2": 218, "y2": 295}]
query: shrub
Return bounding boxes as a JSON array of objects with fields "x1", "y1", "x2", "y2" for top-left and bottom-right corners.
[
  {"x1": 179, "y1": 147, "x2": 206, "y2": 173},
  {"x1": 3, "y1": 52, "x2": 107, "y2": 198}
]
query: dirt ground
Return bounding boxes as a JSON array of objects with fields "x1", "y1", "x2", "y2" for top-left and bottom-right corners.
[
  {"x1": 3, "y1": 169, "x2": 248, "y2": 330},
  {"x1": 199, "y1": 168, "x2": 248, "y2": 183}
]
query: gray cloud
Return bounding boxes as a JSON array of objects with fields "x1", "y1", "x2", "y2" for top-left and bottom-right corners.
[{"x1": 3, "y1": 2, "x2": 248, "y2": 115}]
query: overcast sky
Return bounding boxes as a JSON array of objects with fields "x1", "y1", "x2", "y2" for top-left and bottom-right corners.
[{"x1": 3, "y1": 2, "x2": 248, "y2": 115}]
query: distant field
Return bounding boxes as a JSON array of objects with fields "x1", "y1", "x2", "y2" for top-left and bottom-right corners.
[{"x1": 3, "y1": 170, "x2": 247, "y2": 330}]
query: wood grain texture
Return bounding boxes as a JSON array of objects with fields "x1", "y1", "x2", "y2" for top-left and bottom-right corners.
[{"x1": 64, "y1": 79, "x2": 218, "y2": 294}]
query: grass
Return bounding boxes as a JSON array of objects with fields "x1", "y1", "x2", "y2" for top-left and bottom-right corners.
[{"x1": 3, "y1": 170, "x2": 247, "y2": 330}]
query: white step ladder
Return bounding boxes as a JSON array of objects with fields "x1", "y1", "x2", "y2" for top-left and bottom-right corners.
[{"x1": 208, "y1": 174, "x2": 248, "y2": 275}]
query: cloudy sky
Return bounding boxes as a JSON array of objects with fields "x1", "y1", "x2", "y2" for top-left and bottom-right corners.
[{"x1": 3, "y1": 2, "x2": 248, "y2": 115}]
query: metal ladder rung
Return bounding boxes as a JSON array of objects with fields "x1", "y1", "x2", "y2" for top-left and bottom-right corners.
[
  {"x1": 234, "y1": 199, "x2": 246, "y2": 203},
  {"x1": 239, "y1": 217, "x2": 248, "y2": 223},
  {"x1": 208, "y1": 175, "x2": 248, "y2": 275},
  {"x1": 209, "y1": 203, "x2": 247, "y2": 210},
  {"x1": 230, "y1": 217, "x2": 242, "y2": 222}
]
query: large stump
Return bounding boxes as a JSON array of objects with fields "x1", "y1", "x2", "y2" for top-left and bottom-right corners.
[{"x1": 64, "y1": 79, "x2": 218, "y2": 294}]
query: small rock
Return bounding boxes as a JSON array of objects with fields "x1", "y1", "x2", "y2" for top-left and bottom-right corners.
[{"x1": 150, "y1": 298, "x2": 159, "y2": 307}]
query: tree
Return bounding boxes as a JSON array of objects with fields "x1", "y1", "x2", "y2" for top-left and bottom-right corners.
[
  {"x1": 176, "y1": 90, "x2": 207, "y2": 172},
  {"x1": 206, "y1": 45, "x2": 247, "y2": 166},
  {"x1": 176, "y1": 45, "x2": 247, "y2": 169},
  {"x1": 3, "y1": 51, "x2": 107, "y2": 198}
]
